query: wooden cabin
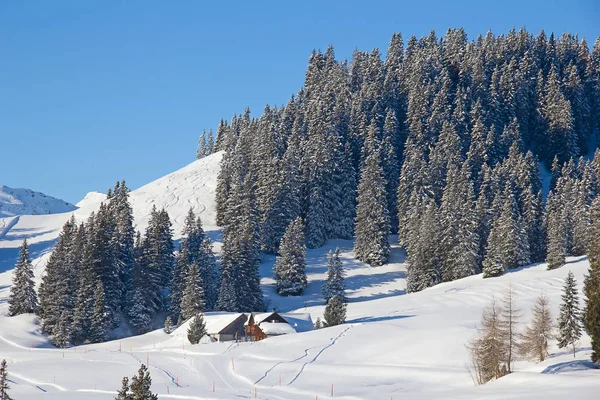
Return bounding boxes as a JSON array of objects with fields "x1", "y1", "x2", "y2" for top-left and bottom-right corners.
[{"x1": 204, "y1": 312, "x2": 248, "y2": 342}]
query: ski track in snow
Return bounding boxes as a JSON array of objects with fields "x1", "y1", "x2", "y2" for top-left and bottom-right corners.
[{"x1": 287, "y1": 325, "x2": 353, "y2": 385}]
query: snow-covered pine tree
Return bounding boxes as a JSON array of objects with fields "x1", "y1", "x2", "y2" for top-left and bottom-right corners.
[
  {"x1": 545, "y1": 190, "x2": 567, "y2": 270},
  {"x1": 110, "y1": 180, "x2": 135, "y2": 321},
  {"x1": 199, "y1": 236, "x2": 218, "y2": 311},
  {"x1": 180, "y1": 261, "x2": 206, "y2": 321},
  {"x1": 381, "y1": 109, "x2": 401, "y2": 233},
  {"x1": 38, "y1": 216, "x2": 79, "y2": 339},
  {"x1": 322, "y1": 248, "x2": 346, "y2": 302},
  {"x1": 557, "y1": 271, "x2": 583, "y2": 358},
  {"x1": 164, "y1": 316, "x2": 173, "y2": 334},
  {"x1": 142, "y1": 206, "x2": 174, "y2": 320},
  {"x1": 207, "y1": 128, "x2": 215, "y2": 155},
  {"x1": 128, "y1": 364, "x2": 158, "y2": 400},
  {"x1": 115, "y1": 377, "x2": 130, "y2": 400},
  {"x1": 540, "y1": 66, "x2": 578, "y2": 165},
  {"x1": 354, "y1": 124, "x2": 390, "y2": 267},
  {"x1": 218, "y1": 169, "x2": 263, "y2": 312},
  {"x1": 90, "y1": 280, "x2": 109, "y2": 343},
  {"x1": 483, "y1": 187, "x2": 530, "y2": 277},
  {"x1": 584, "y1": 196, "x2": 600, "y2": 363},
  {"x1": 274, "y1": 217, "x2": 307, "y2": 296},
  {"x1": 323, "y1": 294, "x2": 346, "y2": 327},
  {"x1": 406, "y1": 195, "x2": 442, "y2": 292},
  {"x1": 0, "y1": 359, "x2": 10, "y2": 400},
  {"x1": 440, "y1": 163, "x2": 480, "y2": 281},
  {"x1": 187, "y1": 314, "x2": 207, "y2": 344},
  {"x1": 197, "y1": 129, "x2": 208, "y2": 159},
  {"x1": 8, "y1": 239, "x2": 38, "y2": 315},
  {"x1": 314, "y1": 317, "x2": 323, "y2": 330},
  {"x1": 71, "y1": 260, "x2": 97, "y2": 345},
  {"x1": 127, "y1": 232, "x2": 154, "y2": 334},
  {"x1": 519, "y1": 294, "x2": 553, "y2": 362}
]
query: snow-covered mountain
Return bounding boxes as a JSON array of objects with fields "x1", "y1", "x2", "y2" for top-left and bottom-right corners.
[
  {"x1": 0, "y1": 152, "x2": 221, "y2": 274},
  {"x1": 0, "y1": 186, "x2": 77, "y2": 218},
  {"x1": 0, "y1": 150, "x2": 598, "y2": 399}
]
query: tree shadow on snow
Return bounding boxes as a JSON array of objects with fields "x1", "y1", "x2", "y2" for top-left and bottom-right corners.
[
  {"x1": 541, "y1": 359, "x2": 600, "y2": 374},
  {"x1": 346, "y1": 314, "x2": 415, "y2": 324},
  {"x1": 0, "y1": 239, "x2": 57, "y2": 273},
  {"x1": 4, "y1": 228, "x2": 57, "y2": 241}
]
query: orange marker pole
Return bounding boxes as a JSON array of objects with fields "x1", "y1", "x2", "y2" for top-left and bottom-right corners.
[
  {"x1": 331, "y1": 384, "x2": 334, "y2": 397},
  {"x1": 212, "y1": 381, "x2": 215, "y2": 392},
  {"x1": 231, "y1": 357, "x2": 235, "y2": 370}
]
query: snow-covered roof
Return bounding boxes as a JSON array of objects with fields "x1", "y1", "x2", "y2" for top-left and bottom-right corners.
[
  {"x1": 252, "y1": 312, "x2": 277, "y2": 324},
  {"x1": 202, "y1": 312, "x2": 247, "y2": 334},
  {"x1": 259, "y1": 322, "x2": 297, "y2": 336},
  {"x1": 280, "y1": 313, "x2": 313, "y2": 333}
]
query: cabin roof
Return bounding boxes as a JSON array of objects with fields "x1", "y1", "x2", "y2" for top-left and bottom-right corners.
[
  {"x1": 203, "y1": 312, "x2": 248, "y2": 334},
  {"x1": 279, "y1": 313, "x2": 314, "y2": 333},
  {"x1": 259, "y1": 322, "x2": 297, "y2": 336}
]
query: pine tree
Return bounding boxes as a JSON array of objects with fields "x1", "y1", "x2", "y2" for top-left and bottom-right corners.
[
  {"x1": 557, "y1": 271, "x2": 583, "y2": 358},
  {"x1": 115, "y1": 377, "x2": 131, "y2": 400},
  {"x1": 128, "y1": 364, "x2": 158, "y2": 400},
  {"x1": 38, "y1": 217, "x2": 78, "y2": 337},
  {"x1": 323, "y1": 295, "x2": 346, "y2": 327},
  {"x1": 164, "y1": 316, "x2": 173, "y2": 334},
  {"x1": 274, "y1": 217, "x2": 307, "y2": 296},
  {"x1": 197, "y1": 129, "x2": 208, "y2": 159},
  {"x1": 354, "y1": 125, "x2": 390, "y2": 267},
  {"x1": 584, "y1": 196, "x2": 600, "y2": 363},
  {"x1": 440, "y1": 163, "x2": 480, "y2": 281},
  {"x1": 545, "y1": 191, "x2": 567, "y2": 270},
  {"x1": 314, "y1": 317, "x2": 323, "y2": 330},
  {"x1": 207, "y1": 129, "x2": 215, "y2": 155},
  {"x1": 8, "y1": 239, "x2": 38, "y2": 315},
  {"x1": 483, "y1": 189, "x2": 530, "y2": 277},
  {"x1": 187, "y1": 314, "x2": 207, "y2": 344},
  {"x1": 520, "y1": 294, "x2": 553, "y2": 362},
  {"x1": 322, "y1": 249, "x2": 345, "y2": 302},
  {"x1": 110, "y1": 181, "x2": 135, "y2": 323},
  {"x1": 0, "y1": 359, "x2": 11, "y2": 400},
  {"x1": 90, "y1": 280, "x2": 109, "y2": 343},
  {"x1": 180, "y1": 261, "x2": 206, "y2": 321}
]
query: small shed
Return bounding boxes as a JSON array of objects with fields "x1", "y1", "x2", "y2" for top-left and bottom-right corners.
[{"x1": 204, "y1": 312, "x2": 248, "y2": 342}]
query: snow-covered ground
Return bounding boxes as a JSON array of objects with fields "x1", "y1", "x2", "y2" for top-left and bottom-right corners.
[
  {"x1": 0, "y1": 151, "x2": 599, "y2": 399},
  {"x1": 0, "y1": 186, "x2": 77, "y2": 219}
]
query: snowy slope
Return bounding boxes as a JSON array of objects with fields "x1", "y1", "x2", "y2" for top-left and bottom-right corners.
[
  {"x1": 0, "y1": 186, "x2": 77, "y2": 218},
  {"x1": 0, "y1": 253, "x2": 598, "y2": 399},
  {"x1": 0, "y1": 152, "x2": 222, "y2": 274}
]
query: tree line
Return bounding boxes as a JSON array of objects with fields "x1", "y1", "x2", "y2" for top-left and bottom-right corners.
[
  {"x1": 8, "y1": 182, "x2": 220, "y2": 347},
  {"x1": 212, "y1": 28, "x2": 600, "y2": 297}
]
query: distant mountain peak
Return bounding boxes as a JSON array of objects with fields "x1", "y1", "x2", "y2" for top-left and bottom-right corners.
[{"x1": 0, "y1": 185, "x2": 77, "y2": 218}]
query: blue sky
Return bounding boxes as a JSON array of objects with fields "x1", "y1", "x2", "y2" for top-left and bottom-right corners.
[{"x1": 1, "y1": 0, "x2": 598, "y2": 204}]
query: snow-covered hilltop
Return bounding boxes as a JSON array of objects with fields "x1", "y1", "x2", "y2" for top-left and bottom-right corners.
[
  {"x1": 0, "y1": 186, "x2": 77, "y2": 218},
  {"x1": 0, "y1": 152, "x2": 222, "y2": 275}
]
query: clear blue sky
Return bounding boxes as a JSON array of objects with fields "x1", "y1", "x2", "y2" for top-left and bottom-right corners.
[{"x1": 1, "y1": 0, "x2": 598, "y2": 204}]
